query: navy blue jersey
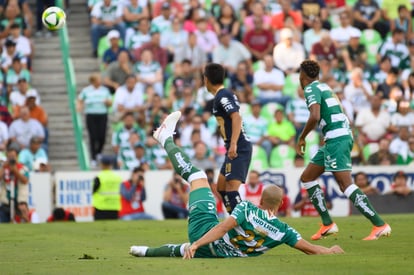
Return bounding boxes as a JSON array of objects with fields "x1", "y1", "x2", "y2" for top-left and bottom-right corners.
[{"x1": 212, "y1": 88, "x2": 250, "y2": 148}]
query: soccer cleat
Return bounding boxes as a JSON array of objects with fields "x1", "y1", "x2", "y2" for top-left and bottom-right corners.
[
  {"x1": 130, "y1": 246, "x2": 149, "y2": 257},
  {"x1": 153, "y1": 111, "x2": 181, "y2": 146},
  {"x1": 363, "y1": 224, "x2": 391, "y2": 241},
  {"x1": 311, "y1": 223, "x2": 339, "y2": 240}
]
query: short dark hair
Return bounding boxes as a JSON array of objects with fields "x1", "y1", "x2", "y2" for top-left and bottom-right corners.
[
  {"x1": 392, "y1": 28, "x2": 404, "y2": 35},
  {"x1": 300, "y1": 60, "x2": 320, "y2": 79},
  {"x1": 204, "y1": 63, "x2": 225, "y2": 85},
  {"x1": 132, "y1": 166, "x2": 145, "y2": 174}
]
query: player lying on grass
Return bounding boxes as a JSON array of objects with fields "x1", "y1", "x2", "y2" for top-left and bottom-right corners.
[{"x1": 129, "y1": 111, "x2": 344, "y2": 259}]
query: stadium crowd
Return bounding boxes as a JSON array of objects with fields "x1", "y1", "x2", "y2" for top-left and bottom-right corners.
[{"x1": 81, "y1": 0, "x2": 414, "y2": 173}]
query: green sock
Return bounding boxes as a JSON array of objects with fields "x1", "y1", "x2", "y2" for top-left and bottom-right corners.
[
  {"x1": 345, "y1": 184, "x2": 384, "y2": 226},
  {"x1": 305, "y1": 183, "x2": 333, "y2": 226},
  {"x1": 146, "y1": 244, "x2": 183, "y2": 257},
  {"x1": 164, "y1": 137, "x2": 201, "y2": 182}
]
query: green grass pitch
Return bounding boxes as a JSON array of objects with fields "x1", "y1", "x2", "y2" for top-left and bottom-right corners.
[{"x1": 1, "y1": 214, "x2": 413, "y2": 275}]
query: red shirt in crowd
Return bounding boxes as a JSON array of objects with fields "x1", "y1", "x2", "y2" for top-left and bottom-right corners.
[
  {"x1": 271, "y1": 10, "x2": 303, "y2": 30},
  {"x1": 243, "y1": 29, "x2": 274, "y2": 52},
  {"x1": 119, "y1": 180, "x2": 145, "y2": 218}
]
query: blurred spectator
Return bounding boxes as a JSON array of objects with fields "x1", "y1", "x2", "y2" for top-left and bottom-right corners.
[
  {"x1": 286, "y1": 87, "x2": 310, "y2": 141},
  {"x1": 145, "y1": 93, "x2": 169, "y2": 133},
  {"x1": 17, "y1": 136, "x2": 47, "y2": 172},
  {"x1": 213, "y1": 3, "x2": 240, "y2": 40},
  {"x1": 243, "y1": 2, "x2": 271, "y2": 32},
  {"x1": 1, "y1": 39, "x2": 27, "y2": 72},
  {"x1": 33, "y1": 158, "x2": 51, "y2": 172},
  {"x1": 113, "y1": 74, "x2": 145, "y2": 119},
  {"x1": 168, "y1": 60, "x2": 196, "y2": 110},
  {"x1": 271, "y1": 0, "x2": 303, "y2": 32},
  {"x1": 125, "y1": 18, "x2": 151, "y2": 51},
  {"x1": 295, "y1": 0, "x2": 330, "y2": 30},
  {"x1": 9, "y1": 106, "x2": 44, "y2": 150},
  {"x1": 0, "y1": 118, "x2": 8, "y2": 153},
  {"x1": 15, "y1": 90, "x2": 48, "y2": 129},
  {"x1": 135, "y1": 49, "x2": 163, "y2": 97},
  {"x1": 389, "y1": 126, "x2": 410, "y2": 156},
  {"x1": 309, "y1": 31, "x2": 337, "y2": 62},
  {"x1": 8, "y1": 23, "x2": 32, "y2": 64},
  {"x1": 35, "y1": 0, "x2": 51, "y2": 36},
  {"x1": 239, "y1": 170, "x2": 264, "y2": 206},
  {"x1": 9, "y1": 77, "x2": 39, "y2": 110},
  {"x1": 145, "y1": 136, "x2": 172, "y2": 170},
  {"x1": 390, "y1": 100, "x2": 414, "y2": 132},
  {"x1": 253, "y1": 54, "x2": 286, "y2": 106},
  {"x1": 353, "y1": 0, "x2": 389, "y2": 39},
  {"x1": 243, "y1": 16, "x2": 274, "y2": 63},
  {"x1": 47, "y1": 208, "x2": 75, "y2": 222},
  {"x1": 0, "y1": 104, "x2": 12, "y2": 126},
  {"x1": 195, "y1": 17, "x2": 219, "y2": 62},
  {"x1": 388, "y1": 170, "x2": 412, "y2": 196},
  {"x1": 344, "y1": 67, "x2": 373, "y2": 116},
  {"x1": 103, "y1": 51, "x2": 133, "y2": 94},
  {"x1": 1, "y1": 0, "x2": 33, "y2": 38},
  {"x1": 161, "y1": 17, "x2": 188, "y2": 62},
  {"x1": 6, "y1": 57, "x2": 30, "y2": 94},
  {"x1": 396, "y1": 135, "x2": 414, "y2": 165},
  {"x1": 367, "y1": 137, "x2": 397, "y2": 165},
  {"x1": 152, "y1": 0, "x2": 184, "y2": 20},
  {"x1": 92, "y1": 155, "x2": 122, "y2": 220},
  {"x1": 303, "y1": 16, "x2": 326, "y2": 54},
  {"x1": 342, "y1": 29, "x2": 367, "y2": 72},
  {"x1": 354, "y1": 171, "x2": 379, "y2": 195},
  {"x1": 355, "y1": 95, "x2": 391, "y2": 145},
  {"x1": 102, "y1": 30, "x2": 128, "y2": 69},
  {"x1": 293, "y1": 183, "x2": 332, "y2": 216},
  {"x1": 277, "y1": 186, "x2": 292, "y2": 217},
  {"x1": 119, "y1": 166, "x2": 155, "y2": 220},
  {"x1": 330, "y1": 11, "x2": 359, "y2": 49},
  {"x1": 210, "y1": 0, "x2": 227, "y2": 19},
  {"x1": 0, "y1": 146, "x2": 29, "y2": 223},
  {"x1": 402, "y1": 57, "x2": 414, "y2": 94},
  {"x1": 77, "y1": 73, "x2": 112, "y2": 167},
  {"x1": 381, "y1": 0, "x2": 412, "y2": 22},
  {"x1": 90, "y1": 0, "x2": 125, "y2": 58},
  {"x1": 229, "y1": 61, "x2": 254, "y2": 103},
  {"x1": 191, "y1": 141, "x2": 215, "y2": 170},
  {"x1": 152, "y1": 2, "x2": 173, "y2": 34},
  {"x1": 132, "y1": 142, "x2": 152, "y2": 171},
  {"x1": 376, "y1": 68, "x2": 403, "y2": 100},
  {"x1": 123, "y1": 0, "x2": 149, "y2": 44},
  {"x1": 267, "y1": 108, "x2": 296, "y2": 149},
  {"x1": 213, "y1": 30, "x2": 251, "y2": 74},
  {"x1": 133, "y1": 30, "x2": 168, "y2": 70},
  {"x1": 371, "y1": 56, "x2": 392, "y2": 90},
  {"x1": 112, "y1": 112, "x2": 146, "y2": 170},
  {"x1": 174, "y1": 32, "x2": 207, "y2": 73},
  {"x1": 383, "y1": 86, "x2": 405, "y2": 114},
  {"x1": 183, "y1": 7, "x2": 207, "y2": 33},
  {"x1": 390, "y1": 4, "x2": 412, "y2": 36},
  {"x1": 377, "y1": 28, "x2": 408, "y2": 69},
  {"x1": 273, "y1": 28, "x2": 305, "y2": 75},
  {"x1": 162, "y1": 172, "x2": 189, "y2": 219},
  {"x1": 180, "y1": 114, "x2": 213, "y2": 148},
  {"x1": 14, "y1": 202, "x2": 39, "y2": 224}
]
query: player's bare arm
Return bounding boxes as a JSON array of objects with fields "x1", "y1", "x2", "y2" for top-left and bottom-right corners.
[
  {"x1": 183, "y1": 217, "x2": 238, "y2": 259},
  {"x1": 294, "y1": 239, "x2": 344, "y2": 255},
  {"x1": 296, "y1": 104, "x2": 320, "y2": 155},
  {"x1": 228, "y1": 112, "x2": 242, "y2": 160}
]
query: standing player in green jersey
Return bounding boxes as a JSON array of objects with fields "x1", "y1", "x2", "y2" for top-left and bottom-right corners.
[
  {"x1": 129, "y1": 111, "x2": 344, "y2": 258},
  {"x1": 296, "y1": 60, "x2": 391, "y2": 241}
]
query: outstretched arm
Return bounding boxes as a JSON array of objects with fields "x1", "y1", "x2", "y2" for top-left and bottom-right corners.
[
  {"x1": 294, "y1": 239, "x2": 344, "y2": 255},
  {"x1": 183, "y1": 216, "x2": 238, "y2": 259}
]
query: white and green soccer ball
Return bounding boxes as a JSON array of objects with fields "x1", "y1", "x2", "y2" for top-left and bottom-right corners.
[{"x1": 42, "y1": 6, "x2": 66, "y2": 31}]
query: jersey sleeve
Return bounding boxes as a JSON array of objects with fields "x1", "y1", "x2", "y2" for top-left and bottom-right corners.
[
  {"x1": 218, "y1": 90, "x2": 240, "y2": 115},
  {"x1": 281, "y1": 223, "x2": 302, "y2": 247},
  {"x1": 230, "y1": 201, "x2": 249, "y2": 225},
  {"x1": 304, "y1": 85, "x2": 321, "y2": 108}
]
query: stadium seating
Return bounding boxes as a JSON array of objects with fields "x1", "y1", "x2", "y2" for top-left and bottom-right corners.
[
  {"x1": 249, "y1": 145, "x2": 269, "y2": 170},
  {"x1": 362, "y1": 143, "x2": 380, "y2": 162},
  {"x1": 269, "y1": 144, "x2": 296, "y2": 168},
  {"x1": 260, "y1": 102, "x2": 283, "y2": 124}
]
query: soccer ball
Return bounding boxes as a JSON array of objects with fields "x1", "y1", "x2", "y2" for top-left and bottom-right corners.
[{"x1": 42, "y1": 6, "x2": 66, "y2": 31}]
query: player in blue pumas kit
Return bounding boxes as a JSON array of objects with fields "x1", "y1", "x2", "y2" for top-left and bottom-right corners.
[{"x1": 203, "y1": 63, "x2": 252, "y2": 214}]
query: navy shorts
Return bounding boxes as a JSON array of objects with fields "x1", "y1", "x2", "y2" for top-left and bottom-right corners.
[{"x1": 220, "y1": 143, "x2": 252, "y2": 183}]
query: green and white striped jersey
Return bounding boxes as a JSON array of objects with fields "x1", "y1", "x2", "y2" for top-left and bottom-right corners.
[
  {"x1": 303, "y1": 81, "x2": 352, "y2": 140},
  {"x1": 211, "y1": 201, "x2": 301, "y2": 257}
]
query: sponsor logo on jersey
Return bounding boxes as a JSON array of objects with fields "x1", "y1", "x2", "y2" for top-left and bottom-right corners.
[{"x1": 220, "y1": 97, "x2": 234, "y2": 112}]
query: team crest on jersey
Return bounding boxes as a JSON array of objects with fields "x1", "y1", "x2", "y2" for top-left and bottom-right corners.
[{"x1": 220, "y1": 97, "x2": 234, "y2": 112}]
